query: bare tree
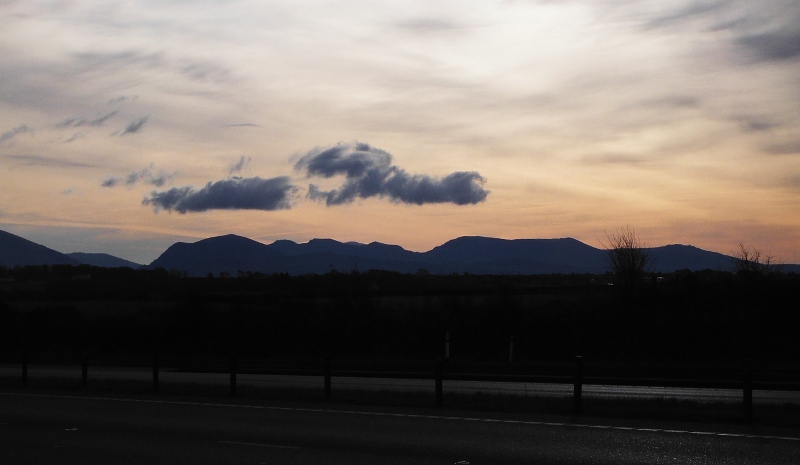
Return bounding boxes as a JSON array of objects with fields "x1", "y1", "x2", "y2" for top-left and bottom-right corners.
[
  {"x1": 734, "y1": 242, "x2": 779, "y2": 275},
  {"x1": 603, "y1": 225, "x2": 650, "y2": 287}
]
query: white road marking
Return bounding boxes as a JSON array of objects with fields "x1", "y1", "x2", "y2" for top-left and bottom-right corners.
[
  {"x1": 4, "y1": 392, "x2": 799, "y2": 443},
  {"x1": 219, "y1": 440, "x2": 300, "y2": 450}
]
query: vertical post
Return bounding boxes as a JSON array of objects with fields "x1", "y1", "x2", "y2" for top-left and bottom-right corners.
[
  {"x1": 82, "y1": 355, "x2": 88, "y2": 387},
  {"x1": 509, "y1": 336, "x2": 515, "y2": 363},
  {"x1": 324, "y1": 356, "x2": 332, "y2": 399},
  {"x1": 743, "y1": 358, "x2": 753, "y2": 423},
  {"x1": 22, "y1": 353, "x2": 28, "y2": 387},
  {"x1": 434, "y1": 356, "x2": 443, "y2": 407},
  {"x1": 152, "y1": 354, "x2": 159, "y2": 393},
  {"x1": 445, "y1": 332, "x2": 450, "y2": 359},
  {"x1": 230, "y1": 355, "x2": 237, "y2": 397},
  {"x1": 574, "y1": 355, "x2": 583, "y2": 415}
]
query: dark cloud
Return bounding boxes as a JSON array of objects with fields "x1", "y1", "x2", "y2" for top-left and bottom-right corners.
[
  {"x1": 120, "y1": 116, "x2": 149, "y2": 135},
  {"x1": 101, "y1": 177, "x2": 120, "y2": 188},
  {"x1": 143, "y1": 176, "x2": 297, "y2": 213},
  {"x1": 295, "y1": 142, "x2": 489, "y2": 206},
  {"x1": 737, "y1": 32, "x2": 800, "y2": 61},
  {"x1": 102, "y1": 164, "x2": 176, "y2": 188},
  {"x1": 0, "y1": 125, "x2": 33, "y2": 145},
  {"x1": 228, "y1": 155, "x2": 251, "y2": 174},
  {"x1": 56, "y1": 110, "x2": 118, "y2": 128}
]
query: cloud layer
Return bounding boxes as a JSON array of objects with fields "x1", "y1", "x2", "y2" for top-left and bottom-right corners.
[
  {"x1": 295, "y1": 143, "x2": 489, "y2": 206},
  {"x1": 143, "y1": 176, "x2": 297, "y2": 213}
]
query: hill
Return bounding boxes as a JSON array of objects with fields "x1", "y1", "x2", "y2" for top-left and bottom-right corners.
[{"x1": 0, "y1": 229, "x2": 80, "y2": 267}]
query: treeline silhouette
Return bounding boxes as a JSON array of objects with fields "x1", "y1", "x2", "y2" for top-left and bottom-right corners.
[{"x1": 1, "y1": 265, "x2": 798, "y2": 365}]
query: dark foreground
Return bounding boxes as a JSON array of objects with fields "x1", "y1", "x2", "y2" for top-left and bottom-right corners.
[{"x1": 3, "y1": 390, "x2": 799, "y2": 464}]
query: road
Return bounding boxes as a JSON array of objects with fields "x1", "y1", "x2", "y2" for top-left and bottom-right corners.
[
  {"x1": 2, "y1": 391, "x2": 799, "y2": 464},
  {"x1": 2, "y1": 365, "x2": 800, "y2": 405}
]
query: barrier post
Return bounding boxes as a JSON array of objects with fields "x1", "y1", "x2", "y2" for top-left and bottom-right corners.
[
  {"x1": 324, "y1": 356, "x2": 332, "y2": 399},
  {"x1": 22, "y1": 353, "x2": 28, "y2": 387},
  {"x1": 230, "y1": 355, "x2": 237, "y2": 397},
  {"x1": 82, "y1": 355, "x2": 88, "y2": 387},
  {"x1": 435, "y1": 356, "x2": 443, "y2": 407},
  {"x1": 743, "y1": 358, "x2": 753, "y2": 423},
  {"x1": 574, "y1": 355, "x2": 583, "y2": 414},
  {"x1": 152, "y1": 354, "x2": 159, "y2": 393}
]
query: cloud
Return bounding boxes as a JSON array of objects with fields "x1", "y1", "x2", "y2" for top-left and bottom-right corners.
[
  {"x1": 5, "y1": 155, "x2": 94, "y2": 169},
  {"x1": 582, "y1": 154, "x2": 647, "y2": 165},
  {"x1": 295, "y1": 142, "x2": 489, "y2": 206},
  {"x1": 143, "y1": 176, "x2": 297, "y2": 213},
  {"x1": 62, "y1": 187, "x2": 77, "y2": 195},
  {"x1": 223, "y1": 123, "x2": 261, "y2": 128},
  {"x1": 120, "y1": 116, "x2": 149, "y2": 136},
  {"x1": 0, "y1": 125, "x2": 33, "y2": 145},
  {"x1": 102, "y1": 164, "x2": 176, "y2": 188},
  {"x1": 228, "y1": 155, "x2": 251, "y2": 174},
  {"x1": 765, "y1": 140, "x2": 800, "y2": 155},
  {"x1": 56, "y1": 110, "x2": 118, "y2": 128},
  {"x1": 737, "y1": 32, "x2": 800, "y2": 61}
]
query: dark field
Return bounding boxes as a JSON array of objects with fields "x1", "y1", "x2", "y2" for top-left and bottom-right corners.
[{"x1": 2, "y1": 265, "x2": 799, "y2": 364}]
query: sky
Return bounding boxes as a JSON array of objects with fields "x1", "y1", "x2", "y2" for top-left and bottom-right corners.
[{"x1": 1, "y1": 0, "x2": 799, "y2": 265}]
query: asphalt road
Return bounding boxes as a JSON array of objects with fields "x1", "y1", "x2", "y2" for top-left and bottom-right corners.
[
  {"x1": 3, "y1": 365, "x2": 800, "y2": 405},
  {"x1": 2, "y1": 391, "x2": 799, "y2": 464}
]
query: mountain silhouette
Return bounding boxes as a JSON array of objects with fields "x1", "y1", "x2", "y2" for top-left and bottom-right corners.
[
  {"x1": 5, "y1": 228, "x2": 798, "y2": 276},
  {"x1": 68, "y1": 252, "x2": 142, "y2": 269},
  {"x1": 0, "y1": 229, "x2": 80, "y2": 267},
  {"x1": 149, "y1": 234, "x2": 284, "y2": 276},
  {"x1": 647, "y1": 244, "x2": 736, "y2": 273},
  {"x1": 145, "y1": 234, "x2": 777, "y2": 276}
]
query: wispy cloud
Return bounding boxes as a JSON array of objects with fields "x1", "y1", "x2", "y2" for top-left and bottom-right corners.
[
  {"x1": 295, "y1": 142, "x2": 489, "y2": 206},
  {"x1": 102, "y1": 164, "x2": 176, "y2": 188},
  {"x1": 765, "y1": 140, "x2": 800, "y2": 155},
  {"x1": 228, "y1": 155, "x2": 251, "y2": 174},
  {"x1": 5, "y1": 155, "x2": 95, "y2": 169},
  {"x1": 56, "y1": 110, "x2": 118, "y2": 128},
  {"x1": 0, "y1": 125, "x2": 33, "y2": 145},
  {"x1": 143, "y1": 176, "x2": 297, "y2": 213},
  {"x1": 120, "y1": 116, "x2": 149, "y2": 136},
  {"x1": 223, "y1": 123, "x2": 261, "y2": 128},
  {"x1": 737, "y1": 32, "x2": 800, "y2": 61}
]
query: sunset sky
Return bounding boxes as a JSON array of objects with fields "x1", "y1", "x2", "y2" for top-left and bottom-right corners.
[{"x1": 1, "y1": 0, "x2": 799, "y2": 265}]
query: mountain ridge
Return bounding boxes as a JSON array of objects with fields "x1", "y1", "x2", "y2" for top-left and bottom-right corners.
[{"x1": 3, "y1": 228, "x2": 799, "y2": 276}]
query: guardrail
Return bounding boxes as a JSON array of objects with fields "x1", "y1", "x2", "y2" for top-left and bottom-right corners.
[{"x1": 8, "y1": 353, "x2": 788, "y2": 423}]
